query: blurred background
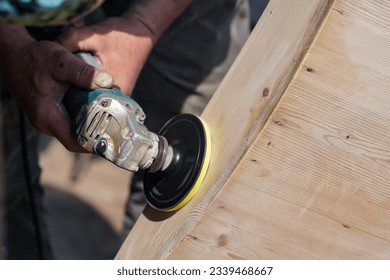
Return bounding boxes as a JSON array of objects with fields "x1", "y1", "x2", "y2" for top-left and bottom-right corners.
[{"x1": 39, "y1": 0, "x2": 269, "y2": 260}]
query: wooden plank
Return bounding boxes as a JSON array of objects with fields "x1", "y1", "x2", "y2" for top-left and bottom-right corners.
[
  {"x1": 168, "y1": 0, "x2": 390, "y2": 259},
  {"x1": 116, "y1": 0, "x2": 334, "y2": 259}
]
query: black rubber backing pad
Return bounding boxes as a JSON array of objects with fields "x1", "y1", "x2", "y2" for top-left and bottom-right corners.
[{"x1": 144, "y1": 114, "x2": 209, "y2": 211}]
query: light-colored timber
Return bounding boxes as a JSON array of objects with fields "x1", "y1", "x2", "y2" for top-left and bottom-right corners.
[{"x1": 116, "y1": 0, "x2": 390, "y2": 259}]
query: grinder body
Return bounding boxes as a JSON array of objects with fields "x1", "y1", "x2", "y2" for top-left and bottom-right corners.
[
  {"x1": 63, "y1": 87, "x2": 164, "y2": 172},
  {"x1": 63, "y1": 52, "x2": 168, "y2": 172}
]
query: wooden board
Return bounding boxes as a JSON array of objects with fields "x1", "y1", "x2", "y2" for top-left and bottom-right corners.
[
  {"x1": 117, "y1": 0, "x2": 390, "y2": 259},
  {"x1": 116, "y1": 0, "x2": 334, "y2": 259}
]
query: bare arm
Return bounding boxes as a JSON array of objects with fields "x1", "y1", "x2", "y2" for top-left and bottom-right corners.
[{"x1": 123, "y1": 0, "x2": 192, "y2": 39}]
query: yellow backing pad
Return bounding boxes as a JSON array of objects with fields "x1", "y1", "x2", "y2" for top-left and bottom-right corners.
[{"x1": 164, "y1": 117, "x2": 212, "y2": 212}]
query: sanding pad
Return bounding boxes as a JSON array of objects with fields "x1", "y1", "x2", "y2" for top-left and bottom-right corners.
[{"x1": 144, "y1": 114, "x2": 211, "y2": 212}]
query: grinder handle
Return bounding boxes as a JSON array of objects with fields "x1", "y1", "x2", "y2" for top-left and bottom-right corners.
[{"x1": 73, "y1": 52, "x2": 102, "y2": 69}]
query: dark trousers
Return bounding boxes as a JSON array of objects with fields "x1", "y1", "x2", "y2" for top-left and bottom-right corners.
[{"x1": 0, "y1": 90, "x2": 53, "y2": 259}]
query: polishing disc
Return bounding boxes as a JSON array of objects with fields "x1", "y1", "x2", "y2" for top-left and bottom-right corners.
[{"x1": 144, "y1": 114, "x2": 212, "y2": 212}]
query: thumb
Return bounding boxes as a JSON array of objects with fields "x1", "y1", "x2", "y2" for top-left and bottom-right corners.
[
  {"x1": 92, "y1": 69, "x2": 115, "y2": 89},
  {"x1": 51, "y1": 51, "x2": 114, "y2": 89}
]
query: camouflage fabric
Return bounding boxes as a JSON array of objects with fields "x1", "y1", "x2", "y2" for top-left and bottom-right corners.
[{"x1": 0, "y1": 0, "x2": 104, "y2": 26}]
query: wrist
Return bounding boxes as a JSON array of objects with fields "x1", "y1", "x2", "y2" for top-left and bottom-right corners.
[{"x1": 122, "y1": 0, "x2": 192, "y2": 41}]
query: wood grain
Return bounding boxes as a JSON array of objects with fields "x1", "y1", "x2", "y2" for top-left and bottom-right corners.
[
  {"x1": 169, "y1": 0, "x2": 390, "y2": 259},
  {"x1": 116, "y1": 0, "x2": 334, "y2": 259}
]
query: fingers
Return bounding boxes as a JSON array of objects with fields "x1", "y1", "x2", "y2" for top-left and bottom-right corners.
[
  {"x1": 46, "y1": 103, "x2": 86, "y2": 153},
  {"x1": 58, "y1": 26, "x2": 95, "y2": 53},
  {"x1": 57, "y1": 26, "x2": 115, "y2": 89}
]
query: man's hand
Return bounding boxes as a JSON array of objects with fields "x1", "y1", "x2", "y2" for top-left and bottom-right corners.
[
  {"x1": 0, "y1": 23, "x2": 114, "y2": 152},
  {"x1": 58, "y1": 0, "x2": 192, "y2": 95},
  {"x1": 58, "y1": 17, "x2": 155, "y2": 95}
]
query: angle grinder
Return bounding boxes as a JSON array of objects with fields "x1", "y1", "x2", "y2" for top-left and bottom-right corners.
[{"x1": 62, "y1": 53, "x2": 211, "y2": 212}]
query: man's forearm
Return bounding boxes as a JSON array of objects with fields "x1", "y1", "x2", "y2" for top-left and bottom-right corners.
[{"x1": 123, "y1": 0, "x2": 192, "y2": 42}]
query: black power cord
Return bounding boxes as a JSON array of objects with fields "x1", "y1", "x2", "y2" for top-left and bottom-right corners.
[{"x1": 18, "y1": 109, "x2": 44, "y2": 259}]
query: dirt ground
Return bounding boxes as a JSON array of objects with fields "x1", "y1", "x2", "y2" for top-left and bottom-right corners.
[{"x1": 39, "y1": 136, "x2": 131, "y2": 259}]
